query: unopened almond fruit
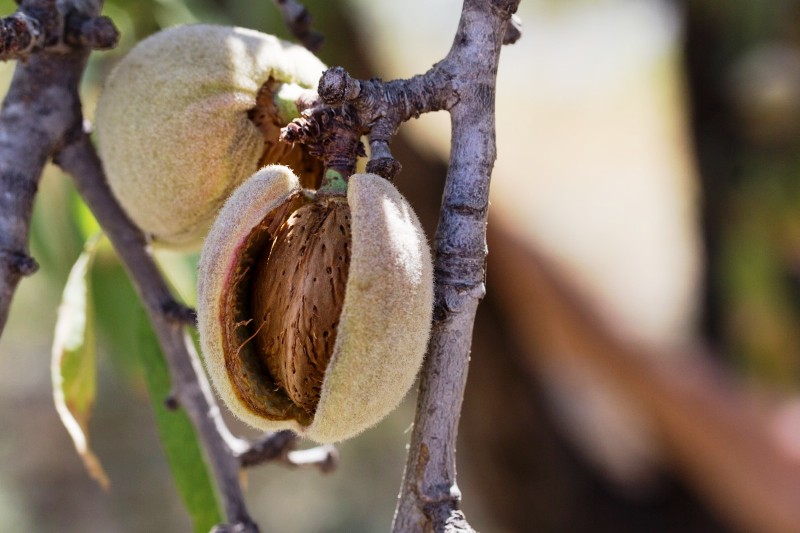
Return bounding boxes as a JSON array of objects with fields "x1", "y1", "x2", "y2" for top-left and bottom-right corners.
[
  {"x1": 95, "y1": 24, "x2": 325, "y2": 249},
  {"x1": 197, "y1": 165, "x2": 433, "y2": 443}
]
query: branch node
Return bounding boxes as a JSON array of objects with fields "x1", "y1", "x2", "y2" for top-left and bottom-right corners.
[
  {"x1": 362, "y1": 119, "x2": 401, "y2": 179},
  {"x1": 0, "y1": 12, "x2": 40, "y2": 60},
  {"x1": 281, "y1": 105, "x2": 364, "y2": 176},
  {"x1": 366, "y1": 157, "x2": 401, "y2": 180},
  {"x1": 75, "y1": 15, "x2": 119, "y2": 50},
  {"x1": 161, "y1": 300, "x2": 197, "y2": 326},
  {"x1": 311, "y1": 66, "x2": 456, "y2": 182},
  {"x1": 0, "y1": 249, "x2": 39, "y2": 276},
  {"x1": 164, "y1": 392, "x2": 180, "y2": 411},
  {"x1": 503, "y1": 14, "x2": 522, "y2": 45},
  {"x1": 319, "y1": 66, "x2": 360, "y2": 106}
]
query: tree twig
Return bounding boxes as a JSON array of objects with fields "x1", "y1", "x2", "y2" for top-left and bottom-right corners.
[
  {"x1": 56, "y1": 133, "x2": 260, "y2": 532},
  {"x1": 270, "y1": 0, "x2": 323, "y2": 52},
  {"x1": 0, "y1": 0, "x2": 96, "y2": 335},
  {"x1": 316, "y1": 66, "x2": 455, "y2": 179},
  {"x1": 0, "y1": 1, "x2": 117, "y2": 60},
  {"x1": 56, "y1": 135, "x2": 340, "y2": 527},
  {"x1": 55, "y1": 134, "x2": 341, "y2": 529},
  {"x1": 392, "y1": 1, "x2": 519, "y2": 530},
  {"x1": 232, "y1": 430, "x2": 338, "y2": 472}
]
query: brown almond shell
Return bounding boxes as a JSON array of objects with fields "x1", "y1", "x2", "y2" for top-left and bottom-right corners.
[{"x1": 250, "y1": 195, "x2": 351, "y2": 415}]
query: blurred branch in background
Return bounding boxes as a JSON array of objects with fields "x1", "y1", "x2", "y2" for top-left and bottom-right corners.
[
  {"x1": 270, "y1": 0, "x2": 323, "y2": 51},
  {"x1": 685, "y1": 0, "x2": 800, "y2": 388}
]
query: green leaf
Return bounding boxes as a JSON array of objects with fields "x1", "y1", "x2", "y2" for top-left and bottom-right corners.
[
  {"x1": 134, "y1": 310, "x2": 224, "y2": 532},
  {"x1": 70, "y1": 187, "x2": 101, "y2": 241},
  {"x1": 51, "y1": 234, "x2": 109, "y2": 490}
]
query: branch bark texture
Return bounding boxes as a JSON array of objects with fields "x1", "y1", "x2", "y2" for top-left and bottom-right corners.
[
  {"x1": 0, "y1": 0, "x2": 91, "y2": 336},
  {"x1": 283, "y1": 2, "x2": 520, "y2": 530},
  {"x1": 393, "y1": 1, "x2": 519, "y2": 531}
]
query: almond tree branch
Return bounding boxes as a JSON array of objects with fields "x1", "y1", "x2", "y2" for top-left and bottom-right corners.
[
  {"x1": 55, "y1": 133, "x2": 259, "y2": 532},
  {"x1": 280, "y1": 1, "x2": 520, "y2": 529},
  {"x1": 0, "y1": 0, "x2": 115, "y2": 335},
  {"x1": 393, "y1": 2, "x2": 519, "y2": 530},
  {"x1": 394, "y1": 0, "x2": 519, "y2": 532},
  {"x1": 316, "y1": 65, "x2": 456, "y2": 179}
]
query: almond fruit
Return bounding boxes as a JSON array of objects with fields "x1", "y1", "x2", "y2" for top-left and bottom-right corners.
[
  {"x1": 197, "y1": 165, "x2": 433, "y2": 443},
  {"x1": 95, "y1": 24, "x2": 325, "y2": 249}
]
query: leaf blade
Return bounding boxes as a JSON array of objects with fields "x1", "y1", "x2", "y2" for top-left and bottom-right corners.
[
  {"x1": 134, "y1": 312, "x2": 224, "y2": 532},
  {"x1": 51, "y1": 235, "x2": 109, "y2": 490}
]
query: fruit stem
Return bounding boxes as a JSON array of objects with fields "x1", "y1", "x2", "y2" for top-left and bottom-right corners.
[
  {"x1": 318, "y1": 168, "x2": 348, "y2": 194},
  {"x1": 280, "y1": 105, "x2": 365, "y2": 182}
]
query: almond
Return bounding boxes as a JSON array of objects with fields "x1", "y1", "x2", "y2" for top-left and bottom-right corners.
[
  {"x1": 95, "y1": 25, "x2": 325, "y2": 249},
  {"x1": 197, "y1": 166, "x2": 433, "y2": 443}
]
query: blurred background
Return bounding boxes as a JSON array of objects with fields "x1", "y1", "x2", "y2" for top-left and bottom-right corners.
[{"x1": 2, "y1": 0, "x2": 800, "y2": 531}]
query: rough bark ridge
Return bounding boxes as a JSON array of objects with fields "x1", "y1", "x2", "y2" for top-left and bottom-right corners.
[
  {"x1": 0, "y1": 0, "x2": 101, "y2": 338},
  {"x1": 393, "y1": 1, "x2": 520, "y2": 530}
]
